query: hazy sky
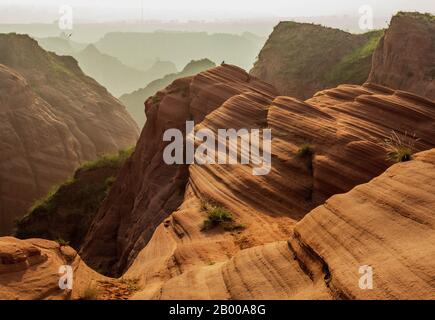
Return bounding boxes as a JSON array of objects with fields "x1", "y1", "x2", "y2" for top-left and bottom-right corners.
[{"x1": 0, "y1": 0, "x2": 434, "y2": 23}]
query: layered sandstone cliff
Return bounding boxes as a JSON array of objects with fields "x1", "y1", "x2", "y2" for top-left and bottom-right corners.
[
  {"x1": 80, "y1": 65, "x2": 278, "y2": 276},
  {"x1": 80, "y1": 64, "x2": 435, "y2": 285},
  {"x1": 1, "y1": 63, "x2": 434, "y2": 299},
  {"x1": 0, "y1": 237, "x2": 104, "y2": 300},
  {"x1": 2, "y1": 10, "x2": 434, "y2": 300},
  {"x1": 128, "y1": 148, "x2": 435, "y2": 299},
  {"x1": 3, "y1": 146, "x2": 433, "y2": 300},
  {"x1": 367, "y1": 12, "x2": 435, "y2": 100},
  {"x1": 121, "y1": 75, "x2": 435, "y2": 299},
  {"x1": 0, "y1": 34, "x2": 139, "y2": 235}
]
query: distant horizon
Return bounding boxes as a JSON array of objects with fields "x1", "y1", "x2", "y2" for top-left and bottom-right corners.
[
  {"x1": 0, "y1": 2, "x2": 433, "y2": 43},
  {"x1": 0, "y1": 13, "x2": 410, "y2": 25},
  {"x1": 0, "y1": 13, "x2": 400, "y2": 40},
  {"x1": 0, "y1": 0, "x2": 433, "y2": 24}
]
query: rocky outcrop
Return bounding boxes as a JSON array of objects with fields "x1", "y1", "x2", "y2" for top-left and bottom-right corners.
[
  {"x1": 81, "y1": 64, "x2": 435, "y2": 284},
  {"x1": 368, "y1": 12, "x2": 435, "y2": 100},
  {"x1": 80, "y1": 65, "x2": 278, "y2": 276},
  {"x1": 128, "y1": 149, "x2": 435, "y2": 299},
  {"x1": 250, "y1": 21, "x2": 383, "y2": 99},
  {"x1": 286, "y1": 148, "x2": 435, "y2": 299},
  {"x1": 2, "y1": 62, "x2": 434, "y2": 299},
  {"x1": 124, "y1": 80, "x2": 434, "y2": 299},
  {"x1": 0, "y1": 34, "x2": 139, "y2": 235},
  {"x1": 4, "y1": 147, "x2": 433, "y2": 300},
  {"x1": 14, "y1": 149, "x2": 133, "y2": 249},
  {"x1": 0, "y1": 237, "x2": 105, "y2": 300},
  {"x1": 0, "y1": 236, "x2": 145, "y2": 300}
]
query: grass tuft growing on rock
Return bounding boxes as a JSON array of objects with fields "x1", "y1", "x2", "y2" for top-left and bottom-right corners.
[
  {"x1": 389, "y1": 148, "x2": 413, "y2": 163},
  {"x1": 200, "y1": 201, "x2": 244, "y2": 232},
  {"x1": 297, "y1": 143, "x2": 315, "y2": 158},
  {"x1": 55, "y1": 238, "x2": 70, "y2": 246},
  {"x1": 104, "y1": 176, "x2": 117, "y2": 194},
  {"x1": 381, "y1": 131, "x2": 419, "y2": 163}
]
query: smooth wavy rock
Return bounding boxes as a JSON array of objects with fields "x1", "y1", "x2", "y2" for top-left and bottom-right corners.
[
  {"x1": 4, "y1": 62, "x2": 434, "y2": 299},
  {"x1": 0, "y1": 34, "x2": 139, "y2": 235},
  {"x1": 80, "y1": 64, "x2": 435, "y2": 297},
  {"x1": 80, "y1": 64, "x2": 278, "y2": 276},
  {"x1": 128, "y1": 149, "x2": 435, "y2": 299},
  {"x1": 121, "y1": 77, "x2": 434, "y2": 299},
  {"x1": 0, "y1": 237, "x2": 105, "y2": 300}
]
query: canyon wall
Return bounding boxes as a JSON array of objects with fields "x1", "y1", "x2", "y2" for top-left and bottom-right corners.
[
  {"x1": 368, "y1": 12, "x2": 435, "y2": 100},
  {"x1": 0, "y1": 34, "x2": 139, "y2": 235}
]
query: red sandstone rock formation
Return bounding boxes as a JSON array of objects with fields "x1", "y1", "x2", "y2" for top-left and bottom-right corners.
[
  {"x1": 1, "y1": 63, "x2": 434, "y2": 299},
  {"x1": 0, "y1": 237, "x2": 105, "y2": 300},
  {"x1": 80, "y1": 65, "x2": 278, "y2": 275},
  {"x1": 127, "y1": 149, "x2": 435, "y2": 300},
  {"x1": 81, "y1": 65, "x2": 435, "y2": 288},
  {"x1": 0, "y1": 34, "x2": 139, "y2": 235},
  {"x1": 368, "y1": 12, "x2": 435, "y2": 100}
]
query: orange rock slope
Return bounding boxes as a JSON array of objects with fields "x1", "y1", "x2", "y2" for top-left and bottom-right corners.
[
  {"x1": 80, "y1": 65, "x2": 278, "y2": 275},
  {"x1": 0, "y1": 34, "x2": 139, "y2": 235},
  {"x1": 79, "y1": 64, "x2": 434, "y2": 299},
  {"x1": 0, "y1": 237, "x2": 105, "y2": 300},
  {"x1": 1, "y1": 147, "x2": 433, "y2": 299},
  {"x1": 127, "y1": 148, "x2": 435, "y2": 299}
]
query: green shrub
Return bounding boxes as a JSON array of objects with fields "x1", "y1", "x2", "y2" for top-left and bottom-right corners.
[
  {"x1": 325, "y1": 29, "x2": 384, "y2": 85},
  {"x1": 388, "y1": 148, "x2": 412, "y2": 162},
  {"x1": 56, "y1": 238, "x2": 70, "y2": 246},
  {"x1": 105, "y1": 176, "x2": 116, "y2": 188},
  {"x1": 25, "y1": 148, "x2": 131, "y2": 215},
  {"x1": 82, "y1": 147, "x2": 134, "y2": 170},
  {"x1": 23, "y1": 177, "x2": 74, "y2": 219},
  {"x1": 27, "y1": 188, "x2": 57, "y2": 214},
  {"x1": 396, "y1": 11, "x2": 435, "y2": 22},
  {"x1": 200, "y1": 202, "x2": 244, "y2": 231},
  {"x1": 297, "y1": 143, "x2": 315, "y2": 158}
]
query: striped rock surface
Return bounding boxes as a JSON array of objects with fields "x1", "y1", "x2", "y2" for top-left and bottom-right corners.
[
  {"x1": 110, "y1": 67, "x2": 434, "y2": 298},
  {"x1": 127, "y1": 149, "x2": 435, "y2": 299}
]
